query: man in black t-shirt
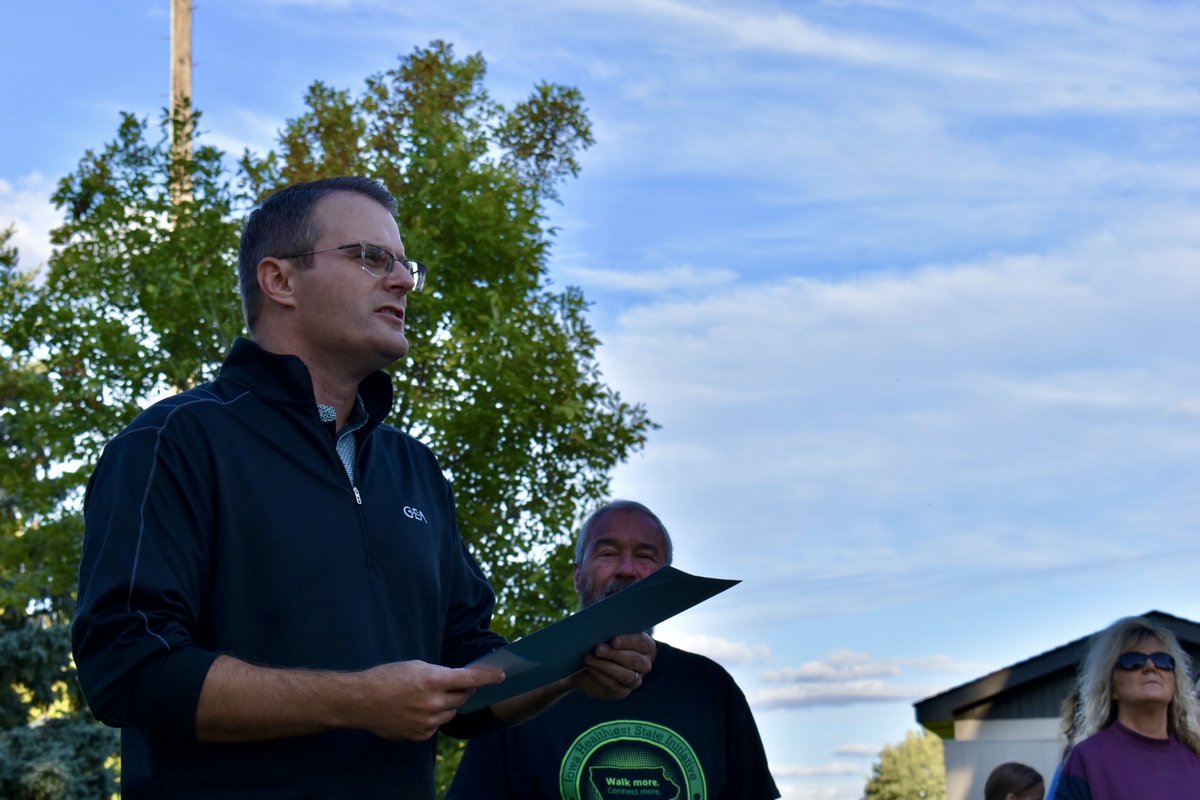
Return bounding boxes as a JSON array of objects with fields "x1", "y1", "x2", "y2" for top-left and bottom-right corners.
[{"x1": 448, "y1": 500, "x2": 780, "y2": 800}]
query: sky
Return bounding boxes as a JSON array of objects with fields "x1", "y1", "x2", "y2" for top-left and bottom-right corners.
[{"x1": 3, "y1": 1, "x2": 1198, "y2": 798}]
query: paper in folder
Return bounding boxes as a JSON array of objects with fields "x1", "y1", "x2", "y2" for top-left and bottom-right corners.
[{"x1": 459, "y1": 566, "x2": 739, "y2": 714}]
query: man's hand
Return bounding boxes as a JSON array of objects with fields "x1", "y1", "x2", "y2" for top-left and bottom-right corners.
[
  {"x1": 569, "y1": 632, "x2": 656, "y2": 700},
  {"x1": 490, "y1": 632, "x2": 657, "y2": 724},
  {"x1": 353, "y1": 662, "x2": 506, "y2": 741},
  {"x1": 195, "y1": 655, "x2": 504, "y2": 743}
]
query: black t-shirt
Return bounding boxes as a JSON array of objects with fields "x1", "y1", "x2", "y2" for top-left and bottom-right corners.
[{"x1": 447, "y1": 642, "x2": 780, "y2": 800}]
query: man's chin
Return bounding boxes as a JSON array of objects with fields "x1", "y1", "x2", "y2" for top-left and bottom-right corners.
[{"x1": 372, "y1": 337, "x2": 409, "y2": 367}]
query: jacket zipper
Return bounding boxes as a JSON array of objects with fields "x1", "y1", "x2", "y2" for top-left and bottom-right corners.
[
  {"x1": 351, "y1": 482, "x2": 374, "y2": 568},
  {"x1": 319, "y1": 412, "x2": 374, "y2": 569}
]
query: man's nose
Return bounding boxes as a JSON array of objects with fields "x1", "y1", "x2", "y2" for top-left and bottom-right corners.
[
  {"x1": 615, "y1": 552, "x2": 637, "y2": 575},
  {"x1": 383, "y1": 264, "x2": 416, "y2": 293}
]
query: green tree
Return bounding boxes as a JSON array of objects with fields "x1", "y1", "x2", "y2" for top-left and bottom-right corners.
[
  {"x1": 1, "y1": 42, "x2": 654, "y2": 797},
  {"x1": 0, "y1": 106, "x2": 239, "y2": 796},
  {"x1": 863, "y1": 730, "x2": 947, "y2": 800},
  {"x1": 1, "y1": 226, "x2": 121, "y2": 797}
]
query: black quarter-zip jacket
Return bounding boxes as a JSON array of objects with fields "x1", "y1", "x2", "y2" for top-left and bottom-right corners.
[{"x1": 72, "y1": 338, "x2": 507, "y2": 798}]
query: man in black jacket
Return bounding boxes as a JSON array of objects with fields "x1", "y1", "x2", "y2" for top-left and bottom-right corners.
[{"x1": 72, "y1": 177, "x2": 654, "y2": 798}]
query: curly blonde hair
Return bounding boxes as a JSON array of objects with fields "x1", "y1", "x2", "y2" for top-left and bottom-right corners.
[{"x1": 1071, "y1": 616, "x2": 1200, "y2": 755}]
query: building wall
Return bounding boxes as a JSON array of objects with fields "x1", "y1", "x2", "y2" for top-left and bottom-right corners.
[{"x1": 944, "y1": 718, "x2": 1061, "y2": 800}]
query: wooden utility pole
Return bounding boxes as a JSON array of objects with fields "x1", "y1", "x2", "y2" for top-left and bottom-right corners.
[{"x1": 170, "y1": 0, "x2": 194, "y2": 202}]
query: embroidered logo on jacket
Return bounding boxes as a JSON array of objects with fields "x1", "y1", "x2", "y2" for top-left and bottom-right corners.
[{"x1": 403, "y1": 506, "x2": 428, "y2": 523}]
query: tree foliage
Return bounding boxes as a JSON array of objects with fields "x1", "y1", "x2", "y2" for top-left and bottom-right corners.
[
  {"x1": 1, "y1": 224, "x2": 121, "y2": 800},
  {"x1": 1, "y1": 41, "x2": 654, "y2": 797},
  {"x1": 863, "y1": 730, "x2": 947, "y2": 800}
]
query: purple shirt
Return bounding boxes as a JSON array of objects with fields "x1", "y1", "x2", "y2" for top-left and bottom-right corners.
[{"x1": 1055, "y1": 722, "x2": 1200, "y2": 800}]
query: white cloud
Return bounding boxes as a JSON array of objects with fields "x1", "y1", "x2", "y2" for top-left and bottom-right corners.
[
  {"x1": 603, "y1": 0, "x2": 1200, "y2": 115},
  {"x1": 777, "y1": 785, "x2": 862, "y2": 800},
  {"x1": 615, "y1": 0, "x2": 925, "y2": 67},
  {"x1": 0, "y1": 174, "x2": 60, "y2": 272},
  {"x1": 664, "y1": 631, "x2": 772, "y2": 664},
  {"x1": 609, "y1": 225, "x2": 1199, "y2": 385},
  {"x1": 260, "y1": 0, "x2": 359, "y2": 8},
  {"x1": 537, "y1": 0, "x2": 1200, "y2": 287},
  {"x1": 200, "y1": 108, "x2": 287, "y2": 161},
  {"x1": 833, "y1": 742, "x2": 882, "y2": 758},
  {"x1": 750, "y1": 649, "x2": 987, "y2": 709},
  {"x1": 750, "y1": 679, "x2": 941, "y2": 709},
  {"x1": 973, "y1": 367, "x2": 1200, "y2": 418},
  {"x1": 762, "y1": 651, "x2": 901, "y2": 683},
  {"x1": 603, "y1": 210, "x2": 1200, "y2": 594},
  {"x1": 774, "y1": 762, "x2": 866, "y2": 778},
  {"x1": 899, "y1": 654, "x2": 991, "y2": 674},
  {"x1": 562, "y1": 263, "x2": 738, "y2": 295}
]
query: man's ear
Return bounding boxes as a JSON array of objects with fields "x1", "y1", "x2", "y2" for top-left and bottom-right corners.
[{"x1": 257, "y1": 257, "x2": 298, "y2": 311}]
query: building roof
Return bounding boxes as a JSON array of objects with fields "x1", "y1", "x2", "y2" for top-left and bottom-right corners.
[{"x1": 914, "y1": 610, "x2": 1200, "y2": 739}]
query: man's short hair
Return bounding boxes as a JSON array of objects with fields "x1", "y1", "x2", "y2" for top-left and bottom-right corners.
[
  {"x1": 574, "y1": 500, "x2": 674, "y2": 565},
  {"x1": 237, "y1": 176, "x2": 398, "y2": 330}
]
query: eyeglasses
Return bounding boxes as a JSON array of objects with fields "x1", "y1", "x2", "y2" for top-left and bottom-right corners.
[
  {"x1": 282, "y1": 241, "x2": 427, "y2": 292},
  {"x1": 1115, "y1": 651, "x2": 1176, "y2": 671}
]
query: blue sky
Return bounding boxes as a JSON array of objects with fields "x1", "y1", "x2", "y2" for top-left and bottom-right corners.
[{"x1": 4, "y1": 2, "x2": 1199, "y2": 798}]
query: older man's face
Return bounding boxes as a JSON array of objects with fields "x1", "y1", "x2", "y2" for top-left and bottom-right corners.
[{"x1": 573, "y1": 509, "x2": 669, "y2": 608}]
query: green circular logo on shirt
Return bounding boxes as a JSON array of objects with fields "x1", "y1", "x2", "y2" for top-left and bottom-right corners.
[{"x1": 558, "y1": 720, "x2": 706, "y2": 800}]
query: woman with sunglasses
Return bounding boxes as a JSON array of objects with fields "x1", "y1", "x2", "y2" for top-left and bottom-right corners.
[{"x1": 1053, "y1": 616, "x2": 1200, "y2": 799}]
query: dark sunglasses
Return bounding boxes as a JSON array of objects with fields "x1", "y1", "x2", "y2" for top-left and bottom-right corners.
[{"x1": 1115, "y1": 651, "x2": 1176, "y2": 671}]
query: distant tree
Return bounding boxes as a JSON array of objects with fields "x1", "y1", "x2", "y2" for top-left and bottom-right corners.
[
  {"x1": 863, "y1": 729, "x2": 947, "y2": 800},
  {"x1": 0, "y1": 42, "x2": 654, "y2": 797}
]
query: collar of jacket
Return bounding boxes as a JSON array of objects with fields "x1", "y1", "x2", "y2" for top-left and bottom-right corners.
[{"x1": 219, "y1": 337, "x2": 395, "y2": 431}]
